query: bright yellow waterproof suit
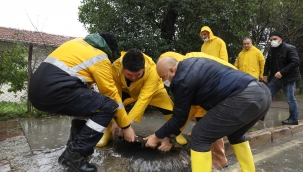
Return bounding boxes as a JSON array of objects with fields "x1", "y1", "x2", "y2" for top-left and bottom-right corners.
[
  {"x1": 235, "y1": 45, "x2": 265, "y2": 80},
  {"x1": 111, "y1": 52, "x2": 174, "y2": 123},
  {"x1": 97, "y1": 51, "x2": 189, "y2": 147},
  {"x1": 200, "y1": 26, "x2": 228, "y2": 62}
]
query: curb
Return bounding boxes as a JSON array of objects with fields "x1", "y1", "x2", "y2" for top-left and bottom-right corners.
[{"x1": 224, "y1": 120, "x2": 303, "y2": 156}]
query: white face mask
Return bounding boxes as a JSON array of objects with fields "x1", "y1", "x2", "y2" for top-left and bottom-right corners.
[
  {"x1": 203, "y1": 37, "x2": 209, "y2": 42},
  {"x1": 163, "y1": 71, "x2": 171, "y2": 87},
  {"x1": 163, "y1": 80, "x2": 171, "y2": 87},
  {"x1": 271, "y1": 40, "x2": 280, "y2": 47}
]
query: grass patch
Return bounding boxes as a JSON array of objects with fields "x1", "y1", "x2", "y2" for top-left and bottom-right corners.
[
  {"x1": 0, "y1": 101, "x2": 49, "y2": 121},
  {"x1": 249, "y1": 127, "x2": 258, "y2": 132}
]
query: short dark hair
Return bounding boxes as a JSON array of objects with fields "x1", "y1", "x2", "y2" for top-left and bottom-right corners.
[
  {"x1": 122, "y1": 48, "x2": 145, "y2": 72},
  {"x1": 99, "y1": 32, "x2": 119, "y2": 52},
  {"x1": 243, "y1": 37, "x2": 252, "y2": 42}
]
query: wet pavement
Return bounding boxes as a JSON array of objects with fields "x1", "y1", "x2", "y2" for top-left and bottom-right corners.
[
  {"x1": 0, "y1": 98, "x2": 302, "y2": 171},
  {"x1": 0, "y1": 119, "x2": 23, "y2": 141},
  {"x1": 19, "y1": 116, "x2": 71, "y2": 150},
  {"x1": 253, "y1": 100, "x2": 303, "y2": 130},
  {"x1": 222, "y1": 131, "x2": 303, "y2": 172}
]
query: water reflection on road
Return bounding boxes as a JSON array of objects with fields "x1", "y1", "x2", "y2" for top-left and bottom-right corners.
[
  {"x1": 15, "y1": 98, "x2": 302, "y2": 171},
  {"x1": 19, "y1": 116, "x2": 70, "y2": 150},
  {"x1": 19, "y1": 99, "x2": 303, "y2": 150}
]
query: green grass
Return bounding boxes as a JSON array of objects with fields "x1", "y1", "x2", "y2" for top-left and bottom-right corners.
[
  {"x1": 0, "y1": 101, "x2": 49, "y2": 121},
  {"x1": 249, "y1": 127, "x2": 258, "y2": 132}
]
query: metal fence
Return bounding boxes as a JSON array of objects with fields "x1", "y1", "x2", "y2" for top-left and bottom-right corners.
[{"x1": 0, "y1": 42, "x2": 56, "y2": 116}]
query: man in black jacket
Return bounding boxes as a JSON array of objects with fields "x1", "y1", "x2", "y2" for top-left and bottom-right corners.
[
  {"x1": 144, "y1": 56, "x2": 271, "y2": 172},
  {"x1": 263, "y1": 31, "x2": 301, "y2": 125}
]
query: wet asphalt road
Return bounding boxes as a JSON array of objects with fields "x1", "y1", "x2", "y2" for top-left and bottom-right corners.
[
  {"x1": 223, "y1": 131, "x2": 303, "y2": 172},
  {"x1": 1, "y1": 130, "x2": 303, "y2": 171},
  {"x1": 0, "y1": 98, "x2": 302, "y2": 171}
]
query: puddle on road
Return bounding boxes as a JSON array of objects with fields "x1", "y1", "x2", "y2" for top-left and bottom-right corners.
[
  {"x1": 19, "y1": 116, "x2": 72, "y2": 150},
  {"x1": 6, "y1": 99, "x2": 303, "y2": 171},
  {"x1": 17, "y1": 113, "x2": 193, "y2": 171},
  {"x1": 18, "y1": 112, "x2": 194, "y2": 151}
]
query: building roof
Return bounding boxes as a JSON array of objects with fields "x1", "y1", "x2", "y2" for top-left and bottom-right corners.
[{"x1": 0, "y1": 26, "x2": 77, "y2": 47}]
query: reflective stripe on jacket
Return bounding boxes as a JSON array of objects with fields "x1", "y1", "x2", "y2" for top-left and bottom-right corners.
[{"x1": 29, "y1": 37, "x2": 130, "y2": 128}]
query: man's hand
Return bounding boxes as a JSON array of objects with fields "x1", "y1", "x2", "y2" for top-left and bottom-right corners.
[
  {"x1": 158, "y1": 137, "x2": 172, "y2": 152},
  {"x1": 262, "y1": 76, "x2": 268, "y2": 83},
  {"x1": 122, "y1": 125, "x2": 136, "y2": 142},
  {"x1": 274, "y1": 71, "x2": 282, "y2": 79},
  {"x1": 111, "y1": 122, "x2": 122, "y2": 137},
  {"x1": 143, "y1": 134, "x2": 160, "y2": 148}
]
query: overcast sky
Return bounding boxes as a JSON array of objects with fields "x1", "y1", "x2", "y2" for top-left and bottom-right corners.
[{"x1": 0, "y1": 0, "x2": 88, "y2": 37}]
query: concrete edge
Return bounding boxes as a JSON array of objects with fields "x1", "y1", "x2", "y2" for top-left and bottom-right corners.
[{"x1": 224, "y1": 119, "x2": 303, "y2": 156}]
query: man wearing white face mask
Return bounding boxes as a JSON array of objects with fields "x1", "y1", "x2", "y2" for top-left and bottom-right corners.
[
  {"x1": 144, "y1": 56, "x2": 271, "y2": 172},
  {"x1": 199, "y1": 26, "x2": 230, "y2": 169},
  {"x1": 263, "y1": 31, "x2": 301, "y2": 125},
  {"x1": 200, "y1": 26, "x2": 229, "y2": 62},
  {"x1": 158, "y1": 52, "x2": 234, "y2": 170}
]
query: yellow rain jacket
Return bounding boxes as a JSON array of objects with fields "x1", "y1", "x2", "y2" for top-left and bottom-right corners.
[
  {"x1": 185, "y1": 52, "x2": 236, "y2": 69},
  {"x1": 45, "y1": 35, "x2": 130, "y2": 128},
  {"x1": 112, "y1": 52, "x2": 173, "y2": 123},
  {"x1": 235, "y1": 45, "x2": 265, "y2": 79},
  {"x1": 200, "y1": 26, "x2": 228, "y2": 62}
]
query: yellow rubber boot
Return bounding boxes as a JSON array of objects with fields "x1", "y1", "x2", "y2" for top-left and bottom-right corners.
[
  {"x1": 164, "y1": 114, "x2": 187, "y2": 145},
  {"x1": 175, "y1": 134, "x2": 187, "y2": 145},
  {"x1": 232, "y1": 141, "x2": 255, "y2": 172},
  {"x1": 191, "y1": 149, "x2": 212, "y2": 172},
  {"x1": 96, "y1": 122, "x2": 113, "y2": 147}
]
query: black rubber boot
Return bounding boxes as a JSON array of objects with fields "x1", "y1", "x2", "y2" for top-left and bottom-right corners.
[
  {"x1": 58, "y1": 143, "x2": 97, "y2": 172},
  {"x1": 73, "y1": 123, "x2": 104, "y2": 157},
  {"x1": 67, "y1": 119, "x2": 87, "y2": 146}
]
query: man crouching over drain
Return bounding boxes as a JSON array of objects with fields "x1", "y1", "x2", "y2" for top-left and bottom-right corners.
[
  {"x1": 28, "y1": 33, "x2": 136, "y2": 172},
  {"x1": 144, "y1": 54, "x2": 271, "y2": 172}
]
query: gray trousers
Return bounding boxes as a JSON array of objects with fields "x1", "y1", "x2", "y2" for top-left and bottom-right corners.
[{"x1": 191, "y1": 81, "x2": 272, "y2": 152}]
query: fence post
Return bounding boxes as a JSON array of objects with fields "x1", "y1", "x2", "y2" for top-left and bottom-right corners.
[{"x1": 27, "y1": 43, "x2": 33, "y2": 113}]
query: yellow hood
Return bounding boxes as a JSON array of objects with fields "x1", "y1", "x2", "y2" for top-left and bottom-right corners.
[
  {"x1": 185, "y1": 52, "x2": 236, "y2": 69},
  {"x1": 200, "y1": 26, "x2": 215, "y2": 40},
  {"x1": 159, "y1": 51, "x2": 187, "y2": 61}
]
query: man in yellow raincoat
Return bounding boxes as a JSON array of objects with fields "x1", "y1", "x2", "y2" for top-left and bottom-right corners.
[
  {"x1": 159, "y1": 52, "x2": 234, "y2": 170},
  {"x1": 96, "y1": 48, "x2": 187, "y2": 147},
  {"x1": 235, "y1": 37, "x2": 265, "y2": 80},
  {"x1": 200, "y1": 26, "x2": 228, "y2": 62},
  {"x1": 199, "y1": 26, "x2": 230, "y2": 169}
]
